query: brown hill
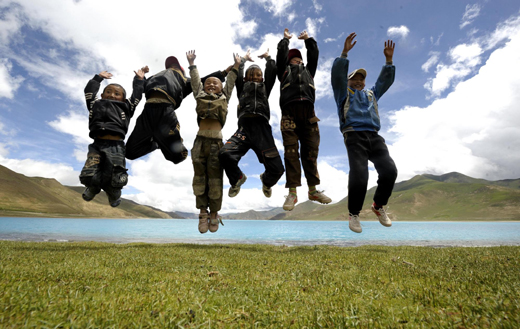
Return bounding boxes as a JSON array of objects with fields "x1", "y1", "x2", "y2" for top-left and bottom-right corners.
[{"x1": 0, "y1": 165, "x2": 171, "y2": 218}]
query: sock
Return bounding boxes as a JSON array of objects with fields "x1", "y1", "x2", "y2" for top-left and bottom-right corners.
[
  {"x1": 308, "y1": 185, "x2": 317, "y2": 194},
  {"x1": 289, "y1": 187, "x2": 297, "y2": 195}
]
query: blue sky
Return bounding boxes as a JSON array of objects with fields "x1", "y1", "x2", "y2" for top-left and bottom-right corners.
[{"x1": 1, "y1": 0, "x2": 520, "y2": 213}]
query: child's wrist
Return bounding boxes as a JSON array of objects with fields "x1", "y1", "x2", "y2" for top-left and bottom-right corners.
[{"x1": 341, "y1": 52, "x2": 348, "y2": 58}]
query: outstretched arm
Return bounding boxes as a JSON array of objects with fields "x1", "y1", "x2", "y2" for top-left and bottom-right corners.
[
  {"x1": 302, "y1": 31, "x2": 319, "y2": 77},
  {"x1": 276, "y1": 28, "x2": 291, "y2": 81},
  {"x1": 341, "y1": 32, "x2": 357, "y2": 57},
  {"x1": 222, "y1": 53, "x2": 241, "y2": 98},
  {"x1": 260, "y1": 48, "x2": 277, "y2": 97},
  {"x1": 187, "y1": 50, "x2": 203, "y2": 97},
  {"x1": 128, "y1": 66, "x2": 147, "y2": 118},
  {"x1": 84, "y1": 71, "x2": 111, "y2": 109}
]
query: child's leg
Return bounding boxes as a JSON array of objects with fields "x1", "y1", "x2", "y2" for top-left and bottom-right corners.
[
  {"x1": 344, "y1": 131, "x2": 370, "y2": 215},
  {"x1": 154, "y1": 104, "x2": 188, "y2": 164},
  {"x1": 299, "y1": 115, "x2": 321, "y2": 188},
  {"x1": 281, "y1": 114, "x2": 302, "y2": 188},
  {"x1": 79, "y1": 143, "x2": 103, "y2": 200},
  {"x1": 369, "y1": 133, "x2": 398, "y2": 207},
  {"x1": 126, "y1": 105, "x2": 156, "y2": 160},
  {"x1": 191, "y1": 136, "x2": 210, "y2": 211},
  {"x1": 219, "y1": 126, "x2": 252, "y2": 186},
  {"x1": 250, "y1": 121, "x2": 284, "y2": 188},
  {"x1": 207, "y1": 139, "x2": 224, "y2": 214},
  {"x1": 101, "y1": 140, "x2": 127, "y2": 207}
]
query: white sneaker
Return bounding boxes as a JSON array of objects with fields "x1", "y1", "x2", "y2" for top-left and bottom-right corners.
[
  {"x1": 372, "y1": 203, "x2": 392, "y2": 227},
  {"x1": 260, "y1": 173, "x2": 272, "y2": 198},
  {"x1": 228, "y1": 173, "x2": 247, "y2": 198},
  {"x1": 349, "y1": 214, "x2": 362, "y2": 233}
]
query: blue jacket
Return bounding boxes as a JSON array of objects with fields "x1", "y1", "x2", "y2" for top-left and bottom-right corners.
[{"x1": 331, "y1": 56, "x2": 395, "y2": 133}]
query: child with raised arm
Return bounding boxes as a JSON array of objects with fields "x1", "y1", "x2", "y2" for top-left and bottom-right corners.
[
  {"x1": 331, "y1": 32, "x2": 398, "y2": 233},
  {"x1": 186, "y1": 50, "x2": 240, "y2": 233},
  {"x1": 80, "y1": 67, "x2": 147, "y2": 207},
  {"x1": 218, "y1": 49, "x2": 284, "y2": 199},
  {"x1": 276, "y1": 28, "x2": 331, "y2": 211},
  {"x1": 125, "y1": 56, "x2": 225, "y2": 164}
]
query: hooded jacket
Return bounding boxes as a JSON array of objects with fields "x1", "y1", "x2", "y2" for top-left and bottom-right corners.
[
  {"x1": 276, "y1": 37, "x2": 319, "y2": 109},
  {"x1": 331, "y1": 56, "x2": 395, "y2": 133},
  {"x1": 85, "y1": 75, "x2": 144, "y2": 139}
]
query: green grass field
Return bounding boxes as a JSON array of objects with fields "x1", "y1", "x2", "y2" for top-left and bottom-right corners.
[{"x1": 1, "y1": 241, "x2": 519, "y2": 328}]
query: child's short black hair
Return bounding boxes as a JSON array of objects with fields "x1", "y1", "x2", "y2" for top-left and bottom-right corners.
[
  {"x1": 103, "y1": 83, "x2": 127, "y2": 99},
  {"x1": 245, "y1": 64, "x2": 262, "y2": 78}
]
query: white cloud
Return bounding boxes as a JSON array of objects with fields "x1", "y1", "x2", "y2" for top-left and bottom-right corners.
[
  {"x1": 314, "y1": 57, "x2": 334, "y2": 99},
  {"x1": 430, "y1": 33, "x2": 443, "y2": 46},
  {"x1": 421, "y1": 52, "x2": 440, "y2": 72},
  {"x1": 312, "y1": 0, "x2": 323, "y2": 13},
  {"x1": 305, "y1": 17, "x2": 325, "y2": 38},
  {"x1": 460, "y1": 4, "x2": 481, "y2": 29},
  {"x1": 253, "y1": 0, "x2": 292, "y2": 17},
  {"x1": 0, "y1": 58, "x2": 24, "y2": 99},
  {"x1": 390, "y1": 21, "x2": 520, "y2": 181},
  {"x1": 0, "y1": 157, "x2": 80, "y2": 186},
  {"x1": 387, "y1": 25, "x2": 410, "y2": 39}
]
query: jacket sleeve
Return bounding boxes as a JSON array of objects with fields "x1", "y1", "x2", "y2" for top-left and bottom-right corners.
[
  {"x1": 84, "y1": 74, "x2": 103, "y2": 110},
  {"x1": 189, "y1": 65, "x2": 203, "y2": 98},
  {"x1": 305, "y1": 38, "x2": 319, "y2": 77},
  {"x1": 276, "y1": 37, "x2": 290, "y2": 81},
  {"x1": 331, "y1": 57, "x2": 349, "y2": 109},
  {"x1": 372, "y1": 64, "x2": 395, "y2": 100},
  {"x1": 222, "y1": 68, "x2": 238, "y2": 99},
  {"x1": 264, "y1": 56, "x2": 277, "y2": 98},
  {"x1": 235, "y1": 58, "x2": 246, "y2": 99},
  {"x1": 126, "y1": 76, "x2": 145, "y2": 119}
]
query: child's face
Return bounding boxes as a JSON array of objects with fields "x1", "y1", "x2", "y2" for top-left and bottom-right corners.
[
  {"x1": 245, "y1": 68, "x2": 263, "y2": 83},
  {"x1": 348, "y1": 73, "x2": 365, "y2": 91},
  {"x1": 289, "y1": 57, "x2": 303, "y2": 65},
  {"x1": 101, "y1": 85, "x2": 125, "y2": 101},
  {"x1": 204, "y1": 77, "x2": 223, "y2": 94}
]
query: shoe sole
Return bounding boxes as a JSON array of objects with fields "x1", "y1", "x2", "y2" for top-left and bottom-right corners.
[
  {"x1": 308, "y1": 198, "x2": 331, "y2": 204},
  {"x1": 372, "y1": 207, "x2": 392, "y2": 227},
  {"x1": 349, "y1": 223, "x2": 362, "y2": 233}
]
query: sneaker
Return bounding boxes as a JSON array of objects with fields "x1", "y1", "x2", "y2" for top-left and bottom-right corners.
[
  {"x1": 198, "y1": 213, "x2": 209, "y2": 234},
  {"x1": 283, "y1": 193, "x2": 298, "y2": 211},
  {"x1": 209, "y1": 215, "x2": 224, "y2": 233},
  {"x1": 349, "y1": 214, "x2": 362, "y2": 233},
  {"x1": 308, "y1": 190, "x2": 332, "y2": 204},
  {"x1": 228, "y1": 173, "x2": 247, "y2": 198},
  {"x1": 82, "y1": 187, "x2": 96, "y2": 202},
  {"x1": 260, "y1": 173, "x2": 272, "y2": 198},
  {"x1": 372, "y1": 203, "x2": 392, "y2": 227},
  {"x1": 108, "y1": 190, "x2": 122, "y2": 208}
]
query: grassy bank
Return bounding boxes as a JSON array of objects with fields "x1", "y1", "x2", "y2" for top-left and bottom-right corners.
[{"x1": 1, "y1": 241, "x2": 519, "y2": 328}]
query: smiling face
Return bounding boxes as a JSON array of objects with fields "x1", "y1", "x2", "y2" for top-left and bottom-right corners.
[
  {"x1": 101, "y1": 84, "x2": 125, "y2": 101},
  {"x1": 348, "y1": 73, "x2": 366, "y2": 91},
  {"x1": 245, "y1": 68, "x2": 263, "y2": 83},
  {"x1": 204, "y1": 77, "x2": 223, "y2": 94}
]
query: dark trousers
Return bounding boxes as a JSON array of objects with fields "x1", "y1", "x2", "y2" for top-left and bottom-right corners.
[
  {"x1": 281, "y1": 102, "x2": 321, "y2": 188},
  {"x1": 79, "y1": 139, "x2": 128, "y2": 201},
  {"x1": 126, "y1": 103, "x2": 188, "y2": 164},
  {"x1": 219, "y1": 117, "x2": 284, "y2": 187},
  {"x1": 344, "y1": 131, "x2": 398, "y2": 215},
  {"x1": 191, "y1": 135, "x2": 223, "y2": 212}
]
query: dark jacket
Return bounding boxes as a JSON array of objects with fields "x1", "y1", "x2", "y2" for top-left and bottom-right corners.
[
  {"x1": 144, "y1": 68, "x2": 227, "y2": 109},
  {"x1": 276, "y1": 37, "x2": 319, "y2": 109},
  {"x1": 236, "y1": 57, "x2": 277, "y2": 122},
  {"x1": 85, "y1": 75, "x2": 144, "y2": 139}
]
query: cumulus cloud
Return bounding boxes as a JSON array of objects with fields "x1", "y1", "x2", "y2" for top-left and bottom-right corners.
[
  {"x1": 390, "y1": 21, "x2": 520, "y2": 181},
  {"x1": 0, "y1": 156, "x2": 80, "y2": 185},
  {"x1": 305, "y1": 17, "x2": 325, "y2": 38},
  {"x1": 421, "y1": 52, "x2": 441, "y2": 72},
  {"x1": 253, "y1": 0, "x2": 292, "y2": 17},
  {"x1": 387, "y1": 25, "x2": 410, "y2": 39},
  {"x1": 460, "y1": 4, "x2": 481, "y2": 29}
]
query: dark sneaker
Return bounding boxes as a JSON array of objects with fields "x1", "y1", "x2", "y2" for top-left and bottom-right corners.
[
  {"x1": 82, "y1": 187, "x2": 96, "y2": 202},
  {"x1": 228, "y1": 173, "x2": 247, "y2": 198},
  {"x1": 198, "y1": 213, "x2": 209, "y2": 234},
  {"x1": 372, "y1": 203, "x2": 392, "y2": 227},
  {"x1": 283, "y1": 193, "x2": 298, "y2": 211},
  {"x1": 209, "y1": 215, "x2": 224, "y2": 233},
  {"x1": 108, "y1": 190, "x2": 122, "y2": 208},
  {"x1": 308, "y1": 190, "x2": 332, "y2": 204},
  {"x1": 260, "y1": 173, "x2": 272, "y2": 198},
  {"x1": 110, "y1": 198, "x2": 122, "y2": 208},
  {"x1": 349, "y1": 214, "x2": 362, "y2": 233}
]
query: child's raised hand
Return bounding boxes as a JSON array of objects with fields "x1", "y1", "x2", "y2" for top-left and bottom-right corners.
[
  {"x1": 244, "y1": 49, "x2": 254, "y2": 62},
  {"x1": 141, "y1": 66, "x2": 149, "y2": 74},
  {"x1": 134, "y1": 68, "x2": 146, "y2": 80},
  {"x1": 384, "y1": 40, "x2": 395, "y2": 61},
  {"x1": 342, "y1": 32, "x2": 357, "y2": 54},
  {"x1": 284, "y1": 28, "x2": 292, "y2": 39},
  {"x1": 99, "y1": 71, "x2": 112, "y2": 79},
  {"x1": 298, "y1": 30, "x2": 309, "y2": 40},
  {"x1": 233, "y1": 53, "x2": 241, "y2": 69},
  {"x1": 186, "y1": 50, "x2": 196, "y2": 66},
  {"x1": 258, "y1": 48, "x2": 269, "y2": 60}
]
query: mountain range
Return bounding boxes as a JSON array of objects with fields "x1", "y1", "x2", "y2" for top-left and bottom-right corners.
[{"x1": 1, "y1": 164, "x2": 519, "y2": 220}]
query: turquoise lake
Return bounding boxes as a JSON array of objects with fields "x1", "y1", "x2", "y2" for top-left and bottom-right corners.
[{"x1": 1, "y1": 217, "x2": 519, "y2": 247}]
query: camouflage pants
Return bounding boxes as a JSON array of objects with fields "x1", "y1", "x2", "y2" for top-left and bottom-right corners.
[
  {"x1": 79, "y1": 139, "x2": 128, "y2": 200},
  {"x1": 281, "y1": 102, "x2": 321, "y2": 188},
  {"x1": 191, "y1": 134, "x2": 224, "y2": 212}
]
